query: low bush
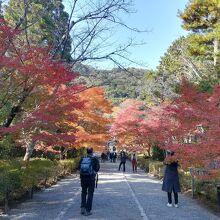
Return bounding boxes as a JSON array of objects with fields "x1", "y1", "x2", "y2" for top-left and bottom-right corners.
[
  {"x1": 0, "y1": 157, "x2": 81, "y2": 209},
  {"x1": 138, "y1": 157, "x2": 164, "y2": 176},
  {"x1": 58, "y1": 157, "x2": 81, "y2": 176},
  {"x1": 0, "y1": 160, "x2": 22, "y2": 202},
  {"x1": 195, "y1": 181, "x2": 217, "y2": 203},
  {"x1": 138, "y1": 157, "x2": 152, "y2": 172},
  {"x1": 179, "y1": 170, "x2": 192, "y2": 191},
  {"x1": 149, "y1": 161, "x2": 164, "y2": 178}
]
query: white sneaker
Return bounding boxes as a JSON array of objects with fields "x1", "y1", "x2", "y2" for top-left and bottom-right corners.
[
  {"x1": 167, "y1": 203, "x2": 172, "y2": 207},
  {"x1": 174, "y1": 204, "x2": 179, "y2": 208}
]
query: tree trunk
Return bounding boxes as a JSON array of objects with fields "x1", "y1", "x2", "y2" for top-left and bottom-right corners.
[
  {"x1": 3, "y1": 86, "x2": 32, "y2": 128},
  {"x1": 60, "y1": 146, "x2": 66, "y2": 160},
  {"x1": 23, "y1": 142, "x2": 35, "y2": 161},
  {"x1": 4, "y1": 190, "x2": 9, "y2": 214},
  {"x1": 214, "y1": 38, "x2": 220, "y2": 79},
  {"x1": 146, "y1": 148, "x2": 151, "y2": 157},
  {"x1": 214, "y1": 38, "x2": 219, "y2": 67}
]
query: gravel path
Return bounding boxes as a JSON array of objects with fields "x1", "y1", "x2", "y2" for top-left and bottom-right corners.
[{"x1": 2, "y1": 161, "x2": 220, "y2": 220}]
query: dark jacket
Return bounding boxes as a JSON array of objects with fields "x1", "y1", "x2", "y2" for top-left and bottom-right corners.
[
  {"x1": 79, "y1": 154, "x2": 100, "y2": 179},
  {"x1": 120, "y1": 152, "x2": 126, "y2": 163},
  {"x1": 162, "y1": 162, "x2": 181, "y2": 193}
]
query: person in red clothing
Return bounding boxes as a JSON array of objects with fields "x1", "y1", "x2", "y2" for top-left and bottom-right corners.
[{"x1": 131, "y1": 153, "x2": 137, "y2": 172}]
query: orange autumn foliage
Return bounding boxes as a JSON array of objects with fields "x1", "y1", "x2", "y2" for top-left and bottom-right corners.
[{"x1": 73, "y1": 87, "x2": 113, "y2": 151}]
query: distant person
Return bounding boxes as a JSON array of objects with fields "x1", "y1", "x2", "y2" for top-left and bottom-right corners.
[
  {"x1": 131, "y1": 153, "x2": 137, "y2": 172},
  {"x1": 162, "y1": 151, "x2": 180, "y2": 208},
  {"x1": 107, "y1": 150, "x2": 110, "y2": 161},
  {"x1": 101, "y1": 152, "x2": 106, "y2": 163},
  {"x1": 113, "y1": 152, "x2": 117, "y2": 163},
  {"x1": 118, "y1": 150, "x2": 126, "y2": 172},
  {"x1": 79, "y1": 147, "x2": 100, "y2": 216},
  {"x1": 109, "y1": 152, "x2": 113, "y2": 162}
]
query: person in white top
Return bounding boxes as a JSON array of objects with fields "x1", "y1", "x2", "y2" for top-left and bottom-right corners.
[{"x1": 131, "y1": 153, "x2": 137, "y2": 172}]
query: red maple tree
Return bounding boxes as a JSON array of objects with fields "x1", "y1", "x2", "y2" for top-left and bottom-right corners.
[
  {"x1": 111, "y1": 99, "x2": 148, "y2": 151},
  {"x1": 0, "y1": 19, "x2": 85, "y2": 159},
  {"x1": 112, "y1": 79, "x2": 220, "y2": 179},
  {"x1": 159, "y1": 80, "x2": 220, "y2": 178},
  {"x1": 139, "y1": 80, "x2": 220, "y2": 179}
]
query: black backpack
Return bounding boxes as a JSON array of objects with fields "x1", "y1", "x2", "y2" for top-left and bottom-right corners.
[{"x1": 80, "y1": 156, "x2": 95, "y2": 176}]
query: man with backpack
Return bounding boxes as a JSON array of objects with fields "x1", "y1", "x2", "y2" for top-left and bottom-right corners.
[{"x1": 79, "y1": 147, "x2": 100, "y2": 216}]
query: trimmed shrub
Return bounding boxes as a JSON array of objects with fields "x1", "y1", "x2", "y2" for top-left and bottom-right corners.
[
  {"x1": 58, "y1": 157, "x2": 81, "y2": 176},
  {"x1": 179, "y1": 170, "x2": 192, "y2": 191},
  {"x1": 149, "y1": 161, "x2": 164, "y2": 178},
  {"x1": 138, "y1": 157, "x2": 152, "y2": 172},
  {"x1": 0, "y1": 157, "x2": 81, "y2": 208},
  {"x1": 138, "y1": 157, "x2": 164, "y2": 176},
  {"x1": 195, "y1": 181, "x2": 217, "y2": 203},
  {"x1": 0, "y1": 160, "x2": 22, "y2": 201}
]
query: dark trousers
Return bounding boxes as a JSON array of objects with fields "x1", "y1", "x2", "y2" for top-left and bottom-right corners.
[
  {"x1": 167, "y1": 187, "x2": 178, "y2": 204},
  {"x1": 118, "y1": 162, "x2": 125, "y2": 172},
  {"x1": 81, "y1": 178, "x2": 95, "y2": 212}
]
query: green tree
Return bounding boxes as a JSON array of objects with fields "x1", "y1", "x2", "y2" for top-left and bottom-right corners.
[
  {"x1": 158, "y1": 37, "x2": 216, "y2": 81},
  {"x1": 0, "y1": 1, "x2": 3, "y2": 18},
  {"x1": 4, "y1": 0, "x2": 72, "y2": 61},
  {"x1": 151, "y1": 145, "x2": 165, "y2": 161},
  {"x1": 140, "y1": 70, "x2": 179, "y2": 105},
  {"x1": 179, "y1": 0, "x2": 220, "y2": 70}
]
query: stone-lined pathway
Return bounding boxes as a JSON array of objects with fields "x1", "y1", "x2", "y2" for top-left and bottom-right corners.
[{"x1": 2, "y1": 161, "x2": 220, "y2": 220}]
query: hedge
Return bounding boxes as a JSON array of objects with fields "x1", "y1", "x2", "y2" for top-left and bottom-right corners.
[{"x1": 0, "y1": 157, "x2": 81, "y2": 211}]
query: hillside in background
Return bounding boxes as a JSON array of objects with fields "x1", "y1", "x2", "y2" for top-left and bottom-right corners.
[{"x1": 74, "y1": 63, "x2": 147, "y2": 104}]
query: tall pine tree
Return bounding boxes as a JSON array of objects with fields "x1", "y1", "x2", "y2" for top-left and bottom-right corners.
[{"x1": 179, "y1": 0, "x2": 220, "y2": 72}]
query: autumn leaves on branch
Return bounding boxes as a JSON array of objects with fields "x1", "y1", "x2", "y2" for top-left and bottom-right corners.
[
  {"x1": 0, "y1": 19, "x2": 112, "y2": 159},
  {"x1": 111, "y1": 80, "x2": 220, "y2": 180}
]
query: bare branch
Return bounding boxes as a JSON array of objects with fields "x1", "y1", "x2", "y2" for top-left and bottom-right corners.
[{"x1": 55, "y1": 0, "x2": 147, "y2": 67}]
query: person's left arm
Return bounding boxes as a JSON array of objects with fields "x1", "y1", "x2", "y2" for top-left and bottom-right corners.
[{"x1": 78, "y1": 158, "x2": 83, "y2": 170}]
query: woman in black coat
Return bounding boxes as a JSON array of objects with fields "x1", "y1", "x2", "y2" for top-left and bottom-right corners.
[{"x1": 162, "y1": 152, "x2": 181, "y2": 208}]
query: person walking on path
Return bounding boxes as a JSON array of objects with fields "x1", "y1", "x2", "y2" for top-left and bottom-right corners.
[
  {"x1": 162, "y1": 151, "x2": 181, "y2": 208},
  {"x1": 79, "y1": 147, "x2": 100, "y2": 216},
  {"x1": 101, "y1": 152, "x2": 106, "y2": 163},
  {"x1": 118, "y1": 150, "x2": 126, "y2": 172},
  {"x1": 131, "y1": 153, "x2": 137, "y2": 172},
  {"x1": 113, "y1": 151, "x2": 117, "y2": 163}
]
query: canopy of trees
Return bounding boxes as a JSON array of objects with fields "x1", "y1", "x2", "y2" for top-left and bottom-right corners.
[
  {"x1": 0, "y1": 18, "x2": 112, "y2": 160},
  {"x1": 1, "y1": 0, "x2": 220, "y2": 182},
  {"x1": 111, "y1": 0, "x2": 220, "y2": 180}
]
